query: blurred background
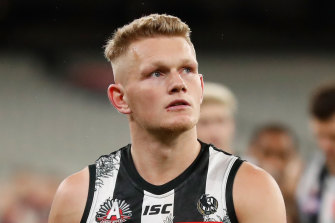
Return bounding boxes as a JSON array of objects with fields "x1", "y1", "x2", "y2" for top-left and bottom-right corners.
[{"x1": 0, "y1": 0, "x2": 334, "y2": 222}]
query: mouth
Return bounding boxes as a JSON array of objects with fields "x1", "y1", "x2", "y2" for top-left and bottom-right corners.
[{"x1": 166, "y1": 99, "x2": 191, "y2": 110}]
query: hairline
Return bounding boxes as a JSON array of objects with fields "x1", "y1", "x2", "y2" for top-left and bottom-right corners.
[
  {"x1": 110, "y1": 35, "x2": 196, "y2": 84},
  {"x1": 110, "y1": 34, "x2": 194, "y2": 64}
]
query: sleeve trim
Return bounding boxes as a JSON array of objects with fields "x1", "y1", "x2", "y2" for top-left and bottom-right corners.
[
  {"x1": 226, "y1": 158, "x2": 244, "y2": 223},
  {"x1": 80, "y1": 164, "x2": 96, "y2": 223}
]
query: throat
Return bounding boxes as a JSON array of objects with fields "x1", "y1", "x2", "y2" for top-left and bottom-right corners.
[{"x1": 130, "y1": 138, "x2": 201, "y2": 186}]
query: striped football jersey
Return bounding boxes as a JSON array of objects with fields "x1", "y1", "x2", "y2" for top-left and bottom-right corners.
[{"x1": 81, "y1": 141, "x2": 244, "y2": 223}]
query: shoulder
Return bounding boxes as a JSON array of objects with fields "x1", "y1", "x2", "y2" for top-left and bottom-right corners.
[
  {"x1": 49, "y1": 167, "x2": 90, "y2": 223},
  {"x1": 233, "y1": 162, "x2": 286, "y2": 223}
]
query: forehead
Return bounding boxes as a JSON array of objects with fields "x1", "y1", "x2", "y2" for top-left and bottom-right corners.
[
  {"x1": 112, "y1": 36, "x2": 197, "y2": 84},
  {"x1": 129, "y1": 36, "x2": 197, "y2": 65}
]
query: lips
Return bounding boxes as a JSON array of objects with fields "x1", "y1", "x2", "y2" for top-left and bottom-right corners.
[{"x1": 166, "y1": 99, "x2": 190, "y2": 110}]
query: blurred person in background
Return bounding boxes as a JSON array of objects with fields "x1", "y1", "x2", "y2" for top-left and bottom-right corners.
[
  {"x1": 247, "y1": 123, "x2": 303, "y2": 223},
  {"x1": 0, "y1": 171, "x2": 59, "y2": 223},
  {"x1": 297, "y1": 84, "x2": 335, "y2": 223},
  {"x1": 197, "y1": 82, "x2": 237, "y2": 153}
]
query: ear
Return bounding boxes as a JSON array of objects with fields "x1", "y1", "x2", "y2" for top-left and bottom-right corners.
[
  {"x1": 107, "y1": 84, "x2": 131, "y2": 114},
  {"x1": 199, "y1": 74, "x2": 204, "y2": 104}
]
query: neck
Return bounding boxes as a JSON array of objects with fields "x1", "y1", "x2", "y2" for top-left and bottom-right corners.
[{"x1": 129, "y1": 123, "x2": 201, "y2": 186}]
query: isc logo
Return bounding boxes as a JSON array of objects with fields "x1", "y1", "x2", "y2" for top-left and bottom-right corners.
[{"x1": 142, "y1": 204, "x2": 173, "y2": 215}]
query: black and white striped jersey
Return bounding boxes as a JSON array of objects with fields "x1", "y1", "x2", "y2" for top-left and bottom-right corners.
[{"x1": 81, "y1": 141, "x2": 244, "y2": 223}]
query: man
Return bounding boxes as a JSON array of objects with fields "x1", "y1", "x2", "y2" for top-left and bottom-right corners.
[
  {"x1": 197, "y1": 82, "x2": 237, "y2": 153},
  {"x1": 248, "y1": 123, "x2": 303, "y2": 223},
  {"x1": 49, "y1": 14, "x2": 285, "y2": 223},
  {"x1": 297, "y1": 84, "x2": 335, "y2": 223}
]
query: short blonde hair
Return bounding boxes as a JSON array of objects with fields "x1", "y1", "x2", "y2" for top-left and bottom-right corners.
[
  {"x1": 104, "y1": 14, "x2": 192, "y2": 62},
  {"x1": 202, "y1": 82, "x2": 237, "y2": 114}
]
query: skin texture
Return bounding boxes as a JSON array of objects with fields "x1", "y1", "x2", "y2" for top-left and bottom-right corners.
[
  {"x1": 311, "y1": 114, "x2": 335, "y2": 175},
  {"x1": 48, "y1": 167, "x2": 89, "y2": 223},
  {"x1": 234, "y1": 162, "x2": 286, "y2": 223},
  {"x1": 49, "y1": 36, "x2": 286, "y2": 223},
  {"x1": 197, "y1": 102, "x2": 235, "y2": 153}
]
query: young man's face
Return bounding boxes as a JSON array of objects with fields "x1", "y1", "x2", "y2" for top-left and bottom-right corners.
[
  {"x1": 197, "y1": 103, "x2": 235, "y2": 152},
  {"x1": 112, "y1": 36, "x2": 203, "y2": 133},
  {"x1": 312, "y1": 114, "x2": 335, "y2": 164}
]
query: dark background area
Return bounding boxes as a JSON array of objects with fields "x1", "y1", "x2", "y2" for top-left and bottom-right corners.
[{"x1": 1, "y1": 0, "x2": 335, "y2": 63}]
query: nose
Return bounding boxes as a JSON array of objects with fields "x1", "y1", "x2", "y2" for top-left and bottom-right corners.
[{"x1": 168, "y1": 72, "x2": 187, "y2": 94}]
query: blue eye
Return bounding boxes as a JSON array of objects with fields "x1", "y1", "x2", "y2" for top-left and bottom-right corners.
[
  {"x1": 151, "y1": 71, "x2": 161, "y2": 77},
  {"x1": 183, "y1": 67, "x2": 192, "y2": 74}
]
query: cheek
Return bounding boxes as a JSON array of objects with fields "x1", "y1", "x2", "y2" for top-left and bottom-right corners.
[
  {"x1": 188, "y1": 77, "x2": 203, "y2": 99},
  {"x1": 127, "y1": 87, "x2": 160, "y2": 112},
  {"x1": 196, "y1": 88, "x2": 203, "y2": 103}
]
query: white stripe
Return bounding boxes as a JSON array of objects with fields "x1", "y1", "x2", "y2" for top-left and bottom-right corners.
[
  {"x1": 141, "y1": 190, "x2": 175, "y2": 223},
  {"x1": 86, "y1": 150, "x2": 122, "y2": 222},
  {"x1": 204, "y1": 146, "x2": 237, "y2": 221}
]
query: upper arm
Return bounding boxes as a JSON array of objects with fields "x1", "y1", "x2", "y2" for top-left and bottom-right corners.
[
  {"x1": 233, "y1": 162, "x2": 286, "y2": 223},
  {"x1": 48, "y1": 167, "x2": 89, "y2": 223}
]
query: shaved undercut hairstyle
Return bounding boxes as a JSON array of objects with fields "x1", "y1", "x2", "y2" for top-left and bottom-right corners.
[{"x1": 104, "y1": 14, "x2": 193, "y2": 63}]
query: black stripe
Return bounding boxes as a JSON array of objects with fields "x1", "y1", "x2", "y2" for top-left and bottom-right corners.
[
  {"x1": 80, "y1": 164, "x2": 96, "y2": 223},
  {"x1": 112, "y1": 154, "x2": 144, "y2": 222},
  {"x1": 226, "y1": 159, "x2": 244, "y2": 223},
  {"x1": 123, "y1": 142, "x2": 208, "y2": 195},
  {"x1": 173, "y1": 141, "x2": 209, "y2": 222}
]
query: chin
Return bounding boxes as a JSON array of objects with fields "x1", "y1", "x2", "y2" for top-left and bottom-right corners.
[{"x1": 160, "y1": 117, "x2": 197, "y2": 133}]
